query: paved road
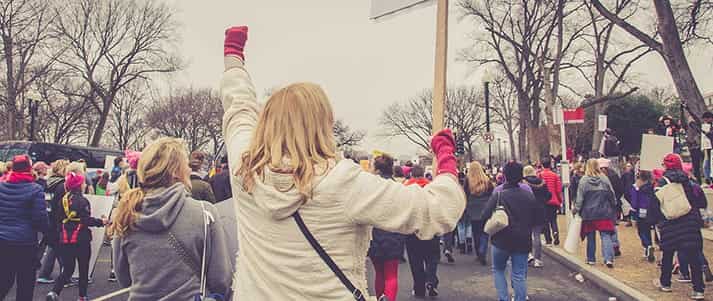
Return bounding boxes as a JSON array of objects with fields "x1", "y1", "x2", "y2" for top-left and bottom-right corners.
[{"x1": 14, "y1": 245, "x2": 611, "y2": 301}]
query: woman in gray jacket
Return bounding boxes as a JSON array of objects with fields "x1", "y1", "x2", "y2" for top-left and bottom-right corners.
[
  {"x1": 110, "y1": 138, "x2": 233, "y2": 301},
  {"x1": 573, "y1": 159, "x2": 618, "y2": 268}
]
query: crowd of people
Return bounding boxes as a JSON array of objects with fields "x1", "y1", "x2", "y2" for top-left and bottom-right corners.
[{"x1": 0, "y1": 24, "x2": 711, "y2": 301}]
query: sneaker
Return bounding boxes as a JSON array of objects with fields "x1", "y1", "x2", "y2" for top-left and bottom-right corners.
[
  {"x1": 586, "y1": 261, "x2": 596, "y2": 266},
  {"x1": 614, "y1": 247, "x2": 622, "y2": 257},
  {"x1": 46, "y1": 292, "x2": 59, "y2": 301},
  {"x1": 37, "y1": 277, "x2": 55, "y2": 284},
  {"x1": 646, "y1": 246, "x2": 656, "y2": 263},
  {"x1": 533, "y1": 260, "x2": 544, "y2": 268},
  {"x1": 704, "y1": 265, "x2": 713, "y2": 283},
  {"x1": 411, "y1": 290, "x2": 425, "y2": 298},
  {"x1": 677, "y1": 275, "x2": 692, "y2": 283},
  {"x1": 653, "y1": 279, "x2": 672, "y2": 292},
  {"x1": 673, "y1": 263, "x2": 680, "y2": 274},
  {"x1": 511, "y1": 296, "x2": 530, "y2": 301},
  {"x1": 690, "y1": 291, "x2": 705, "y2": 300},
  {"x1": 444, "y1": 250, "x2": 455, "y2": 263},
  {"x1": 426, "y1": 283, "x2": 439, "y2": 297},
  {"x1": 528, "y1": 254, "x2": 535, "y2": 264},
  {"x1": 78, "y1": 297, "x2": 90, "y2": 301},
  {"x1": 108, "y1": 272, "x2": 117, "y2": 282},
  {"x1": 605, "y1": 261, "x2": 614, "y2": 269},
  {"x1": 553, "y1": 233, "x2": 560, "y2": 246}
]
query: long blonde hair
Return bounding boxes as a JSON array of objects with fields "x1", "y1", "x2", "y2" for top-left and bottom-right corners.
[
  {"x1": 467, "y1": 161, "x2": 493, "y2": 195},
  {"x1": 584, "y1": 159, "x2": 602, "y2": 177},
  {"x1": 110, "y1": 138, "x2": 191, "y2": 237},
  {"x1": 237, "y1": 82, "x2": 337, "y2": 197},
  {"x1": 51, "y1": 160, "x2": 70, "y2": 177}
]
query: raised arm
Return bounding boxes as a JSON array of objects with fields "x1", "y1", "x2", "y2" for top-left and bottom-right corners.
[{"x1": 221, "y1": 26, "x2": 258, "y2": 172}]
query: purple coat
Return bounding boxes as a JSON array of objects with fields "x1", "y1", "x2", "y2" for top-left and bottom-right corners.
[
  {"x1": 630, "y1": 182, "x2": 654, "y2": 211},
  {"x1": 494, "y1": 182, "x2": 533, "y2": 194}
]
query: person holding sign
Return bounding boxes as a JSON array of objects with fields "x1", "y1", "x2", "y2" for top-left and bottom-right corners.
[{"x1": 222, "y1": 26, "x2": 465, "y2": 301}]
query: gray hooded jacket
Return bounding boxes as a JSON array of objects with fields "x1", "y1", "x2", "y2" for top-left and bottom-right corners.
[
  {"x1": 112, "y1": 183, "x2": 233, "y2": 301},
  {"x1": 574, "y1": 175, "x2": 617, "y2": 221}
]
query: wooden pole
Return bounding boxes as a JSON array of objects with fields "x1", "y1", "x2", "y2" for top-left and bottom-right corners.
[{"x1": 432, "y1": 0, "x2": 448, "y2": 134}]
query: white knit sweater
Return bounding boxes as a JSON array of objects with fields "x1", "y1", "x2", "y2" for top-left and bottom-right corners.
[{"x1": 221, "y1": 56, "x2": 466, "y2": 301}]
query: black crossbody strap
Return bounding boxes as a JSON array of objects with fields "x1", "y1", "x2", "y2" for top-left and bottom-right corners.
[{"x1": 293, "y1": 211, "x2": 366, "y2": 301}]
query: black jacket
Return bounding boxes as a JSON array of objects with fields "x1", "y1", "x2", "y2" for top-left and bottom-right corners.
[
  {"x1": 651, "y1": 169, "x2": 706, "y2": 251},
  {"x1": 464, "y1": 182, "x2": 493, "y2": 222},
  {"x1": 605, "y1": 168, "x2": 624, "y2": 202},
  {"x1": 210, "y1": 170, "x2": 232, "y2": 203},
  {"x1": 482, "y1": 183, "x2": 542, "y2": 253},
  {"x1": 524, "y1": 176, "x2": 550, "y2": 226},
  {"x1": 45, "y1": 176, "x2": 66, "y2": 246},
  {"x1": 57, "y1": 190, "x2": 104, "y2": 245},
  {"x1": 367, "y1": 175, "x2": 406, "y2": 260},
  {"x1": 621, "y1": 170, "x2": 635, "y2": 203}
]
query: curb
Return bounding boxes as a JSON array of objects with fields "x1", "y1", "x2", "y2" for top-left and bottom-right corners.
[{"x1": 543, "y1": 246, "x2": 655, "y2": 301}]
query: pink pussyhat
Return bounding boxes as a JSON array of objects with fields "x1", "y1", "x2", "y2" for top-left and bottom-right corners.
[
  {"x1": 65, "y1": 172, "x2": 85, "y2": 191},
  {"x1": 125, "y1": 150, "x2": 142, "y2": 170}
]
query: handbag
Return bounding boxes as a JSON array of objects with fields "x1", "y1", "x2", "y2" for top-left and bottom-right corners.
[
  {"x1": 563, "y1": 214, "x2": 583, "y2": 254},
  {"x1": 484, "y1": 192, "x2": 509, "y2": 236},
  {"x1": 655, "y1": 177, "x2": 692, "y2": 220},
  {"x1": 293, "y1": 211, "x2": 370, "y2": 301}
]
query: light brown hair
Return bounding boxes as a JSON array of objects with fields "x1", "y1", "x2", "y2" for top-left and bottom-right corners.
[
  {"x1": 584, "y1": 159, "x2": 602, "y2": 177},
  {"x1": 467, "y1": 161, "x2": 494, "y2": 195}
]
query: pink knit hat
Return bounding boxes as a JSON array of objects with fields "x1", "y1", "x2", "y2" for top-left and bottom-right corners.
[
  {"x1": 125, "y1": 150, "x2": 142, "y2": 170},
  {"x1": 65, "y1": 172, "x2": 85, "y2": 191}
]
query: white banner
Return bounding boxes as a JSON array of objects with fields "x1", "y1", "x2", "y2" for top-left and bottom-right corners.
[
  {"x1": 72, "y1": 194, "x2": 114, "y2": 279},
  {"x1": 639, "y1": 134, "x2": 674, "y2": 171}
]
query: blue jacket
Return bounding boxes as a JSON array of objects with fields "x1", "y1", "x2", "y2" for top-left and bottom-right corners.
[{"x1": 0, "y1": 181, "x2": 49, "y2": 245}]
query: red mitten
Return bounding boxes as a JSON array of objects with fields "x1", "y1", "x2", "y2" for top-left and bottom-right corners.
[
  {"x1": 430, "y1": 129, "x2": 457, "y2": 177},
  {"x1": 225, "y1": 26, "x2": 248, "y2": 60}
]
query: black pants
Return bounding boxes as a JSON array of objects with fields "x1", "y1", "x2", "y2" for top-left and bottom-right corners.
[
  {"x1": 52, "y1": 243, "x2": 91, "y2": 297},
  {"x1": 0, "y1": 244, "x2": 38, "y2": 301},
  {"x1": 406, "y1": 236, "x2": 440, "y2": 295},
  {"x1": 661, "y1": 247, "x2": 705, "y2": 293},
  {"x1": 442, "y1": 231, "x2": 455, "y2": 253},
  {"x1": 543, "y1": 205, "x2": 560, "y2": 242},
  {"x1": 691, "y1": 148, "x2": 703, "y2": 183}
]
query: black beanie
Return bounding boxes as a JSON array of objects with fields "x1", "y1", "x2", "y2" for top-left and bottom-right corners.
[{"x1": 503, "y1": 161, "x2": 523, "y2": 184}]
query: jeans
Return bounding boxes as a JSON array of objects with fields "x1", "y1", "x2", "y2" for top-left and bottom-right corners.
[
  {"x1": 543, "y1": 205, "x2": 560, "y2": 243},
  {"x1": 636, "y1": 221, "x2": 653, "y2": 249},
  {"x1": 442, "y1": 231, "x2": 455, "y2": 253},
  {"x1": 405, "y1": 236, "x2": 440, "y2": 295},
  {"x1": 372, "y1": 259, "x2": 399, "y2": 301},
  {"x1": 531, "y1": 225, "x2": 544, "y2": 261},
  {"x1": 457, "y1": 219, "x2": 472, "y2": 243},
  {"x1": 661, "y1": 248, "x2": 704, "y2": 293},
  {"x1": 471, "y1": 220, "x2": 489, "y2": 258},
  {"x1": 679, "y1": 250, "x2": 710, "y2": 278},
  {"x1": 38, "y1": 243, "x2": 63, "y2": 279},
  {"x1": 586, "y1": 231, "x2": 615, "y2": 263},
  {"x1": 0, "y1": 244, "x2": 38, "y2": 301},
  {"x1": 53, "y1": 243, "x2": 91, "y2": 297},
  {"x1": 492, "y1": 245, "x2": 528, "y2": 301}
]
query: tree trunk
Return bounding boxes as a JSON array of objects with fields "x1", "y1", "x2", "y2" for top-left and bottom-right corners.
[
  {"x1": 507, "y1": 129, "x2": 517, "y2": 161},
  {"x1": 90, "y1": 99, "x2": 112, "y2": 147},
  {"x1": 517, "y1": 92, "x2": 530, "y2": 161},
  {"x1": 654, "y1": 0, "x2": 706, "y2": 117}
]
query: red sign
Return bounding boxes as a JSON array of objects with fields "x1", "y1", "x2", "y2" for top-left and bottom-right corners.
[{"x1": 563, "y1": 108, "x2": 585, "y2": 124}]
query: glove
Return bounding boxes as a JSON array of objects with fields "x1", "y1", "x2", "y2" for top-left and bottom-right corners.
[
  {"x1": 224, "y1": 26, "x2": 248, "y2": 60},
  {"x1": 430, "y1": 129, "x2": 457, "y2": 177}
]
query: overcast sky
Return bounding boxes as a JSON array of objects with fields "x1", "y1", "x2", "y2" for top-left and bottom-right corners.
[{"x1": 165, "y1": 0, "x2": 713, "y2": 159}]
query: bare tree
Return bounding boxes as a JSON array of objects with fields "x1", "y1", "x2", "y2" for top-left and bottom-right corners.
[
  {"x1": 145, "y1": 87, "x2": 222, "y2": 152},
  {"x1": 590, "y1": 0, "x2": 712, "y2": 118},
  {"x1": 52, "y1": 0, "x2": 181, "y2": 147},
  {"x1": 0, "y1": 0, "x2": 57, "y2": 140},
  {"x1": 490, "y1": 71, "x2": 519, "y2": 160},
  {"x1": 333, "y1": 119, "x2": 365, "y2": 150},
  {"x1": 380, "y1": 87, "x2": 486, "y2": 161},
  {"x1": 108, "y1": 81, "x2": 149, "y2": 150},
  {"x1": 33, "y1": 69, "x2": 94, "y2": 144}
]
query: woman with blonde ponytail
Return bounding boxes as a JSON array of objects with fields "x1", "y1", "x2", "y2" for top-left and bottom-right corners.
[
  {"x1": 110, "y1": 138, "x2": 232, "y2": 301},
  {"x1": 223, "y1": 26, "x2": 465, "y2": 300}
]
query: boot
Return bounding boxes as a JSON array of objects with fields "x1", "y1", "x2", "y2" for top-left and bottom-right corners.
[
  {"x1": 458, "y1": 243, "x2": 466, "y2": 254},
  {"x1": 465, "y1": 238, "x2": 473, "y2": 254},
  {"x1": 553, "y1": 232, "x2": 560, "y2": 246},
  {"x1": 704, "y1": 265, "x2": 713, "y2": 283}
]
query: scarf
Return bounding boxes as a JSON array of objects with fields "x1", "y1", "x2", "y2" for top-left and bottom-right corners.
[{"x1": 7, "y1": 172, "x2": 35, "y2": 184}]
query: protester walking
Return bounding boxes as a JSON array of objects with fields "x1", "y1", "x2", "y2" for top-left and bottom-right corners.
[
  {"x1": 404, "y1": 165, "x2": 442, "y2": 298},
  {"x1": 368, "y1": 154, "x2": 407, "y2": 301},
  {"x1": 110, "y1": 138, "x2": 233, "y2": 301},
  {"x1": 0, "y1": 155, "x2": 49, "y2": 301},
  {"x1": 464, "y1": 161, "x2": 495, "y2": 266},
  {"x1": 629, "y1": 170, "x2": 656, "y2": 262},
  {"x1": 37, "y1": 160, "x2": 70, "y2": 285},
  {"x1": 210, "y1": 156, "x2": 233, "y2": 203},
  {"x1": 46, "y1": 171, "x2": 107, "y2": 301},
  {"x1": 481, "y1": 161, "x2": 542, "y2": 301},
  {"x1": 189, "y1": 151, "x2": 217, "y2": 203},
  {"x1": 221, "y1": 26, "x2": 465, "y2": 300},
  {"x1": 599, "y1": 158, "x2": 624, "y2": 256},
  {"x1": 539, "y1": 158, "x2": 562, "y2": 246},
  {"x1": 651, "y1": 154, "x2": 707, "y2": 299},
  {"x1": 523, "y1": 165, "x2": 552, "y2": 268},
  {"x1": 573, "y1": 159, "x2": 618, "y2": 268}
]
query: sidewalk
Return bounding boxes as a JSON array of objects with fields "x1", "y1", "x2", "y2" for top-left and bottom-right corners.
[{"x1": 553, "y1": 215, "x2": 713, "y2": 301}]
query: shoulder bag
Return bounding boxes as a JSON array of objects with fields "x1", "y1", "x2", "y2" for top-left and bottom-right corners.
[
  {"x1": 484, "y1": 192, "x2": 509, "y2": 235},
  {"x1": 655, "y1": 177, "x2": 692, "y2": 220}
]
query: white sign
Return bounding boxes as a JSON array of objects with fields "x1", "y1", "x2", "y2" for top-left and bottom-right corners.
[
  {"x1": 639, "y1": 134, "x2": 674, "y2": 171},
  {"x1": 73, "y1": 194, "x2": 114, "y2": 278},
  {"x1": 370, "y1": 0, "x2": 433, "y2": 19},
  {"x1": 598, "y1": 115, "x2": 608, "y2": 132}
]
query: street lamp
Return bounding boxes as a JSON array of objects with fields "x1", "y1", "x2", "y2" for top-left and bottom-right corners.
[
  {"x1": 26, "y1": 90, "x2": 41, "y2": 142},
  {"x1": 482, "y1": 69, "x2": 493, "y2": 167}
]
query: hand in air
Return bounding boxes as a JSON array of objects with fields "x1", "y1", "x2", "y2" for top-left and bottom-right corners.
[{"x1": 224, "y1": 26, "x2": 248, "y2": 60}]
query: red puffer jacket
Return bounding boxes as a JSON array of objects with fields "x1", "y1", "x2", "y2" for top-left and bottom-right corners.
[{"x1": 539, "y1": 169, "x2": 563, "y2": 207}]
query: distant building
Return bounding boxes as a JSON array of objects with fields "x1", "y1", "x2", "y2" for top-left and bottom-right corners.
[{"x1": 705, "y1": 91, "x2": 713, "y2": 109}]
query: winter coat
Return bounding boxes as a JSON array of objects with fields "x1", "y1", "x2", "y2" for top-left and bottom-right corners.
[
  {"x1": 45, "y1": 176, "x2": 66, "y2": 246},
  {"x1": 630, "y1": 182, "x2": 654, "y2": 222},
  {"x1": 57, "y1": 190, "x2": 104, "y2": 245},
  {"x1": 464, "y1": 181, "x2": 493, "y2": 222},
  {"x1": 524, "y1": 176, "x2": 550, "y2": 226},
  {"x1": 539, "y1": 168, "x2": 563, "y2": 207},
  {"x1": 0, "y1": 179, "x2": 48, "y2": 245},
  {"x1": 604, "y1": 168, "x2": 624, "y2": 201},
  {"x1": 36, "y1": 178, "x2": 47, "y2": 190},
  {"x1": 210, "y1": 169, "x2": 233, "y2": 203},
  {"x1": 481, "y1": 183, "x2": 542, "y2": 253},
  {"x1": 570, "y1": 174, "x2": 582, "y2": 203},
  {"x1": 221, "y1": 56, "x2": 465, "y2": 301},
  {"x1": 651, "y1": 169, "x2": 705, "y2": 252},
  {"x1": 368, "y1": 176, "x2": 407, "y2": 261},
  {"x1": 190, "y1": 174, "x2": 217, "y2": 204},
  {"x1": 621, "y1": 170, "x2": 635, "y2": 203},
  {"x1": 574, "y1": 176, "x2": 617, "y2": 221},
  {"x1": 113, "y1": 183, "x2": 233, "y2": 301}
]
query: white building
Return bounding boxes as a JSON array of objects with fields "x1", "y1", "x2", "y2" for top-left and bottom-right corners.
[{"x1": 705, "y1": 91, "x2": 713, "y2": 108}]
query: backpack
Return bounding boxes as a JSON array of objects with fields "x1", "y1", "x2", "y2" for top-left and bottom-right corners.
[{"x1": 654, "y1": 177, "x2": 692, "y2": 220}]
